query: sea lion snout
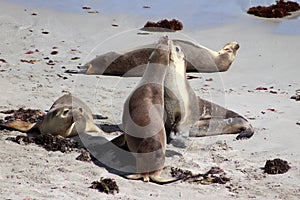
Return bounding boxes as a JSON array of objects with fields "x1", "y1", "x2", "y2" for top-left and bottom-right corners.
[
  {"x1": 234, "y1": 43, "x2": 240, "y2": 50},
  {"x1": 169, "y1": 41, "x2": 184, "y2": 63},
  {"x1": 158, "y1": 35, "x2": 169, "y2": 44},
  {"x1": 156, "y1": 36, "x2": 171, "y2": 52},
  {"x1": 231, "y1": 42, "x2": 240, "y2": 52},
  {"x1": 71, "y1": 107, "x2": 85, "y2": 121},
  {"x1": 223, "y1": 42, "x2": 240, "y2": 53}
]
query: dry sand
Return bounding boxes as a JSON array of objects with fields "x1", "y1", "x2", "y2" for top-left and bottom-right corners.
[{"x1": 0, "y1": 1, "x2": 299, "y2": 199}]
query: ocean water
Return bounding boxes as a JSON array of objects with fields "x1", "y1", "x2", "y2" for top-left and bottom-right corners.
[{"x1": 5, "y1": 0, "x2": 300, "y2": 34}]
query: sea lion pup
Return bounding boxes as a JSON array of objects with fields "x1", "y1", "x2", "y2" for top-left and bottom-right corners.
[
  {"x1": 66, "y1": 40, "x2": 239, "y2": 76},
  {"x1": 122, "y1": 36, "x2": 178, "y2": 183},
  {"x1": 163, "y1": 40, "x2": 254, "y2": 142},
  {"x1": 37, "y1": 94, "x2": 101, "y2": 137}
]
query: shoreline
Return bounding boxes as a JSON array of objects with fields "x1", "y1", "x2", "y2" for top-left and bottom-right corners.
[{"x1": 4, "y1": 0, "x2": 300, "y2": 33}]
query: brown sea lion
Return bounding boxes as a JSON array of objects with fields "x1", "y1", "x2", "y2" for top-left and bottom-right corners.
[
  {"x1": 121, "y1": 36, "x2": 178, "y2": 183},
  {"x1": 113, "y1": 38, "x2": 253, "y2": 151},
  {"x1": 66, "y1": 40, "x2": 239, "y2": 76}
]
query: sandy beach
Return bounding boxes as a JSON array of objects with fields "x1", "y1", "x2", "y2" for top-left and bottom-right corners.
[{"x1": 0, "y1": 0, "x2": 300, "y2": 199}]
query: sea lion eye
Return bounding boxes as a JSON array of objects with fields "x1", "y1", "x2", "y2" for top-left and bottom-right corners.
[
  {"x1": 175, "y1": 47, "x2": 180, "y2": 52},
  {"x1": 62, "y1": 109, "x2": 69, "y2": 116}
]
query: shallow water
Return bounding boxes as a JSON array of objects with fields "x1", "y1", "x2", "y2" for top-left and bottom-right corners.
[{"x1": 5, "y1": 0, "x2": 300, "y2": 34}]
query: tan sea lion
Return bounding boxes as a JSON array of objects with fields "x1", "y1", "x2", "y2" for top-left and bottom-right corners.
[
  {"x1": 66, "y1": 40, "x2": 239, "y2": 76},
  {"x1": 163, "y1": 40, "x2": 254, "y2": 142},
  {"x1": 1, "y1": 94, "x2": 101, "y2": 137},
  {"x1": 38, "y1": 94, "x2": 101, "y2": 137},
  {"x1": 121, "y1": 36, "x2": 178, "y2": 183},
  {"x1": 113, "y1": 38, "x2": 252, "y2": 150}
]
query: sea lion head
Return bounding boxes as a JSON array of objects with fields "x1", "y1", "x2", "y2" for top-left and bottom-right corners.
[
  {"x1": 221, "y1": 42, "x2": 239, "y2": 55},
  {"x1": 216, "y1": 42, "x2": 240, "y2": 71},
  {"x1": 169, "y1": 40, "x2": 186, "y2": 75},
  {"x1": 39, "y1": 106, "x2": 85, "y2": 137},
  {"x1": 170, "y1": 41, "x2": 185, "y2": 67},
  {"x1": 148, "y1": 36, "x2": 170, "y2": 66}
]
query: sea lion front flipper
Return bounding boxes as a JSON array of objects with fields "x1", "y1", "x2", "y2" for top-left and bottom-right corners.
[
  {"x1": 110, "y1": 133, "x2": 126, "y2": 148},
  {"x1": 149, "y1": 175, "x2": 182, "y2": 185},
  {"x1": 1, "y1": 121, "x2": 37, "y2": 132},
  {"x1": 125, "y1": 173, "x2": 181, "y2": 184},
  {"x1": 83, "y1": 119, "x2": 102, "y2": 133},
  {"x1": 124, "y1": 174, "x2": 143, "y2": 180}
]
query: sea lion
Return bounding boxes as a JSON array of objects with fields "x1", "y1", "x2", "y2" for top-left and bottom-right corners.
[
  {"x1": 163, "y1": 40, "x2": 254, "y2": 142},
  {"x1": 65, "y1": 40, "x2": 239, "y2": 76},
  {"x1": 122, "y1": 36, "x2": 178, "y2": 183},
  {"x1": 38, "y1": 94, "x2": 101, "y2": 137},
  {"x1": 0, "y1": 94, "x2": 102, "y2": 137},
  {"x1": 113, "y1": 38, "x2": 252, "y2": 149}
]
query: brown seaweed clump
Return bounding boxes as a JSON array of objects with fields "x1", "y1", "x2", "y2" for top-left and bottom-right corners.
[
  {"x1": 76, "y1": 148, "x2": 93, "y2": 162},
  {"x1": 0, "y1": 108, "x2": 44, "y2": 124},
  {"x1": 263, "y1": 158, "x2": 291, "y2": 174},
  {"x1": 142, "y1": 19, "x2": 183, "y2": 32},
  {"x1": 290, "y1": 89, "x2": 300, "y2": 101},
  {"x1": 8, "y1": 134, "x2": 78, "y2": 153},
  {"x1": 171, "y1": 166, "x2": 230, "y2": 185},
  {"x1": 90, "y1": 177, "x2": 120, "y2": 194},
  {"x1": 247, "y1": 0, "x2": 300, "y2": 18}
]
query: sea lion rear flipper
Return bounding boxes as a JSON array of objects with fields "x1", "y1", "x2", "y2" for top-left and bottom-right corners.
[
  {"x1": 92, "y1": 114, "x2": 108, "y2": 120},
  {"x1": 64, "y1": 69, "x2": 80, "y2": 74},
  {"x1": 189, "y1": 97, "x2": 254, "y2": 139}
]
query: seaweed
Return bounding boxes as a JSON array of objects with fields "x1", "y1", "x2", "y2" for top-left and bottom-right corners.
[
  {"x1": 247, "y1": 0, "x2": 300, "y2": 18},
  {"x1": 171, "y1": 166, "x2": 230, "y2": 185},
  {"x1": 9, "y1": 134, "x2": 78, "y2": 153},
  {"x1": 0, "y1": 108, "x2": 44, "y2": 124},
  {"x1": 90, "y1": 177, "x2": 119, "y2": 194},
  {"x1": 263, "y1": 158, "x2": 291, "y2": 174},
  {"x1": 290, "y1": 90, "x2": 300, "y2": 101},
  {"x1": 76, "y1": 148, "x2": 93, "y2": 162},
  {"x1": 142, "y1": 19, "x2": 183, "y2": 32}
]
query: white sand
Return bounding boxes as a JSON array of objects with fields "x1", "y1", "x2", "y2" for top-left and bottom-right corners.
[{"x1": 0, "y1": 1, "x2": 300, "y2": 199}]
